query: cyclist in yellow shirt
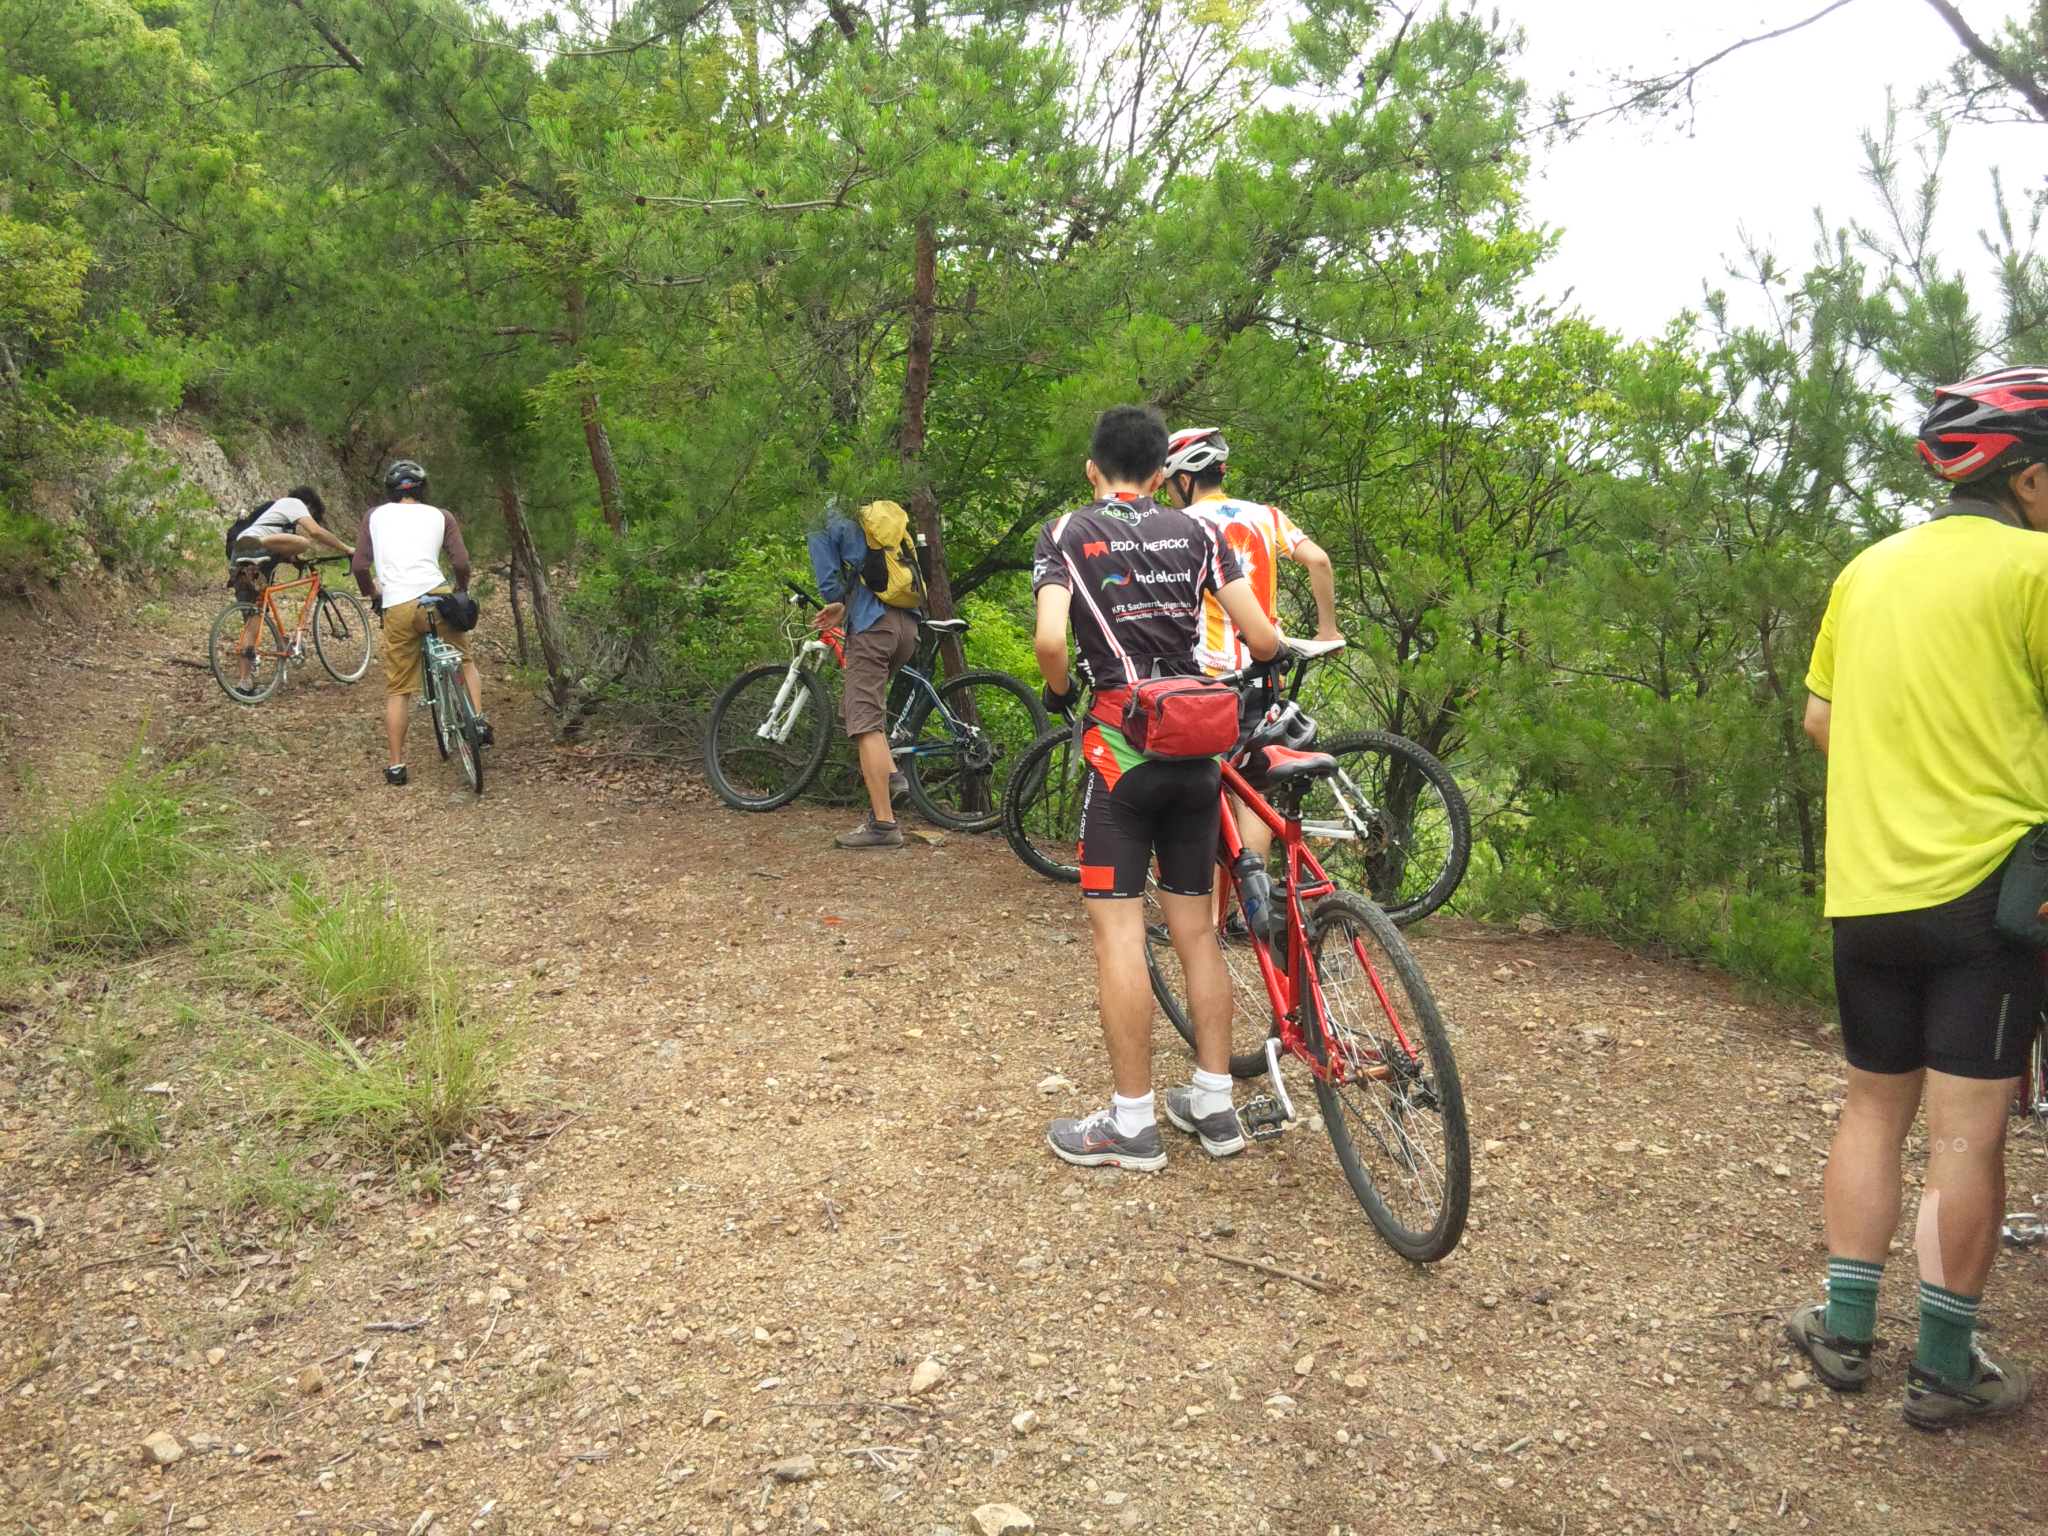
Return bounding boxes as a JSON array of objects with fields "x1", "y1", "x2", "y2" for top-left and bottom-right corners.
[{"x1": 1788, "y1": 366, "x2": 2048, "y2": 1428}]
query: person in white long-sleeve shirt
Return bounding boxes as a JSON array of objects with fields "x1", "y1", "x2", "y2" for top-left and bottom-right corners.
[{"x1": 350, "y1": 459, "x2": 489, "y2": 787}]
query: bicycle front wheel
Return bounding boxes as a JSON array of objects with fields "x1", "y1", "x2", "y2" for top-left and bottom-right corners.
[
  {"x1": 448, "y1": 672, "x2": 484, "y2": 795},
  {"x1": 705, "y1": 664, "x2": 831, "y2": 811},
  {"x1": 313, "y1": 590, "x2": 374, "y2": 683},
  {"x1": 1300, "y1": 731, "x2": 1470, "y2": 925},
  {"x1": 903, "y1": 670, "x2": 1047, "y2": 831},
  {"x1": 208, "y1": 601, "x2": 287, "y2": 704},
  {"x1": 1002, "y1": 727, "x2": 1085, "y2": 881},
  {"x1": 1304, "y1": 891, "x2": 1469, "y2": 1262},
  {"x1": 1147, "y1": 883, "x2": 1283, "y2": 1080}
]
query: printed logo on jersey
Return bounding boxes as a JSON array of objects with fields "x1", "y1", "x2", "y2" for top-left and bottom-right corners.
[
  {"x1": 1081, "y1": 540, "x2": 1109, "y2": 558},
  {"x1": 1099, "y1": 570, "x2": 1132, "y2": 590}
]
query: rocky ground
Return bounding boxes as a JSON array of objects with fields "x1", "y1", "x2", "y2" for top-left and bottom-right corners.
[{"x1": 1, "y1": 589, "x2": 2044, "y2": 1536}]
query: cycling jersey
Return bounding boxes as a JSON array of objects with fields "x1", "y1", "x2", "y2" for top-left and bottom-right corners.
[
  {"x1": 1031, "y1": 494, "x2": 1246, "y2": 689},
  {"x1": 1187, "y1": 496, "x2": 1307, "y2": 674},
  {"x1": 1806, "y1": 506, "x2": 2048, "y2": 916},
  {"x1": 237, "y1": 496, "x2": 310, "y2": 545}
]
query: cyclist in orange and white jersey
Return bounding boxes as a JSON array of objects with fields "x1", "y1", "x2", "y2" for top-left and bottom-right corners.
[
  {"x1": 1160, "y1": 427, "x2": 1343, "y2": 673},
  {"x1": 1163, "y1": 428, "x2": 1345, "y2": 919}
]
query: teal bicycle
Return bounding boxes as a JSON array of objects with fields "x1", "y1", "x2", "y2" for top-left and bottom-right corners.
[
  {"x1": 704, "y1": 583, "x2": 1046, "y2": 830},
  {"x1": 418, "y1": 596, "x2": 486, "y2": 796}
]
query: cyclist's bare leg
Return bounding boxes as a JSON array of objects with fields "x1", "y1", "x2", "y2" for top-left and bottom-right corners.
[
  {"x1": 1216, "y1": 795, "x2": 1275, "y2": 914},
  {"x1": 1823, "y1": 1066, "x2": 1922, "y2": 1262},
  {"x1": 385, "y1": 692, "x2": 411, "y2": 769},
  {"x1": 1157, "y1": 888, "x2": 1231, "y2": 1078},
  {"x1": 1917, "y1": 1070, "x2": 2019, "y2": 1297},
  {"x1": 257, "y1": 532, "x2": 312, "y2": 562},
  {"x1": 854, "y1": 731, "x2": 894, "y2": 822},
  {"x1": 237, "y1": 606, "x2": 262, "y2": 684},
  {"x1": 1085, "y1": 897, "x2": 1156, "y2": 1097}
]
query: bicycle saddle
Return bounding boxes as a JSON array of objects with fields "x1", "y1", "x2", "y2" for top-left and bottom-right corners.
[
  {"x1": 922, "y1": 616, "x2": 970, "y2": 635},
  {"x1": 1246, "y1": 745, "x2": 1338, "y2": 787}
]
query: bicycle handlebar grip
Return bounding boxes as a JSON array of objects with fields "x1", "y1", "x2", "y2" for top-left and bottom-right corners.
[{"x1": 785, "y1": 580, "x2": 821, "y2": 609}]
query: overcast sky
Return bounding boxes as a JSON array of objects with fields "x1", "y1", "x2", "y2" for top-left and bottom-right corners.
[{"x1": 1503, "y1": 0, "x2": 2041, "y2": 342}]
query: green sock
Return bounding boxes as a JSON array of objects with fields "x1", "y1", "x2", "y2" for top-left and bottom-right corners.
[
  {"x1": 1824, "y1": 1257, "x2": 1883, "y2": 1344},
  {"x1": 1915, "y1": 1281, "x2": 1980, "y2": 1384}
]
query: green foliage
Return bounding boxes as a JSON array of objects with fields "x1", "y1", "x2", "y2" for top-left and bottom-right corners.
[
  {"x1": 66, "y1": 1016, "x2": 164, "y2": 1162},
  {"x1": 213, "y1": 1148, "x2": 343, "y2": 1230},
  {"x1": 10, "y1": 753, "x2": 208, "y2": 956},
  {"x1": 46, "y1": 310, "x2": 209, "y2": 417}
]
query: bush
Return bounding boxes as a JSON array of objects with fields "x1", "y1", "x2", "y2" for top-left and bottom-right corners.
[{"x1": 11, "y1": 756, "x2": 206, "y2": 955}]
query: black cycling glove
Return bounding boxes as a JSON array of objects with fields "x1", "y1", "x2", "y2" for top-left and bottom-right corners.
[{"x1": 1041, "y1": 681, "x2": 1080, "y2": 717}]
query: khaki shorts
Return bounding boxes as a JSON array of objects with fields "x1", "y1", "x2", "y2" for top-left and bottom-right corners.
[
  {"x1": 381, "y1": 589, "x2": 467, "y2": 696},
  {"x1": 842, "y1": 607, "x2": 920, "y2": 737}
]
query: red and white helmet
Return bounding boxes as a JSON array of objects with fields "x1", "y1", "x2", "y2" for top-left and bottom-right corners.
[
  {"x1": 1917, "y1": 366, "x2": 2048, "y2": 484},
  {"x1": 1163, "y1": 427, "x2": 1229, "y2": 478}
]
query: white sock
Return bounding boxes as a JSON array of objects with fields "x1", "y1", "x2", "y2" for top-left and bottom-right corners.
[
  {"x1": 1190, "y1": 1068, "x2": 1233, "y2": 1118},
  {"x1": 1111, "y1": 1091, "x2": 1155, "y2": 1137}
]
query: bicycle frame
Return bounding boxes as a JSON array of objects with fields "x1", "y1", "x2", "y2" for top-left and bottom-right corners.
[
  {"x1": 750, "y1": 599, "x2": 979, "y2": 766},
  {"x1": 1216, "y1": 755, "x2": 1420, "y2": 1089},
  {"x1": 250, "y1": 567, "x2": 322, "y2": 656},
  {"x1": 754, "y1": 613, "x2": 847, "y2": 746}
]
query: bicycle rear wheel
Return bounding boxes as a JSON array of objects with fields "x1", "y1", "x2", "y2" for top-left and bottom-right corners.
[
  {"x1": 425, "y1": 665, "x2": 451, "y2": 760},
  {"x1": 208, "y1": 601, "x2": 288, "y2": 704},
  {"x1": 902, "y1": 670, "x2": 1046, "y2": 831},
  {"x1": 1146, "y1": 882, "x2": 1283, "y2": 1080},
  {"x1": 705, "y1": 664, "x2": 832, "y2": 811},
  {"x1": 1002, "y1": 727, "x2": 1086, "y2": 882},
  {"x1": 1299, "y1": 731, "x2": 1469, "y2": 926},
  {"x1": 313, "y1": 590, "x2": 374, "y2": 683},
  {"x1": 1304, "y1": 891, "x2": 1469, "y2": 1261}
]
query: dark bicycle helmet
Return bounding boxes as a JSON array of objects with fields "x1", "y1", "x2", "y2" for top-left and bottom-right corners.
[
  {"x1": 385, "y1": 459, "x2": 429, "y2": 499},
  {"x1": 1917, "y1": 367, "x2": 2048, "y2": 485},
  {"x1": 1248, "y1": 700, "x2": 1318, "y2": 753}
]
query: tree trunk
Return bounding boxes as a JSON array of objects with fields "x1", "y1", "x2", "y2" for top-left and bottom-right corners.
[
  {"x1": 565, "y1": 282, "x2": 626, "y2": 536},
  {"x1": 898, "y1": 218, "x2": 967, "y2": 678},
  {"x1": 497, "y1": 476, "x2": 577, "y2": 718},
  {"x1": 506, "y1": 551, "x2": 530, "y2": 667}
]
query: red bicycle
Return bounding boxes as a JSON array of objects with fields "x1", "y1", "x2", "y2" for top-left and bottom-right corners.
[{"x1": 1146, "y1": 685, "x2": 1471, "y2": 1261}]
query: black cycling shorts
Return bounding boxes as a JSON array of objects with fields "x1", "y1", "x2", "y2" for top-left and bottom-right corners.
[
  {"x1": 1831, "y1": 869, "x2": 2039, "y2": 1080},
  {"x1": 1076, "y1": 725, "x2": 1220, "y2": 900}
]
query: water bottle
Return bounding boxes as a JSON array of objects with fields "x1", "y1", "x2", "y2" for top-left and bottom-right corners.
[{"x1": 1232, "y1": 850, "x2": 1282, "y2": 944}]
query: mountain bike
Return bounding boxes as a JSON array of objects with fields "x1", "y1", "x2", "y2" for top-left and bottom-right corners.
[
  {"x1": 1001, "y1": 643, "x2": 1472, "y2": 925},
  {"x1": 1145, "y1": 688, "x2": 1471, "y2": 1261},
  {"x1": 417, "y1": 596, "x2": 486, "y2": 795},
  {"x1": 207, "y1": 555, "x2": 373, "y2": 703},
  {"x1": 704, "y1": 582, "x2": 1047, "y2": 830}
]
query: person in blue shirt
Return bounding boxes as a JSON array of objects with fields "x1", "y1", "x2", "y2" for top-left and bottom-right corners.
[{"x1": 807, "y1": 502, "x2": 920, "y2": 848}]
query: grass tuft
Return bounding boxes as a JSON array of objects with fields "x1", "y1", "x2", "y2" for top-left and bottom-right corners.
[
  {"x1": 216, "y1": 1148, "x2": 343, "y2": 1230},
  {"x1": 67, "y1": 1018, "x2": 163, "y2": 1162},
  {"x1": 270, "y1": 878, "x2": 442, "y2": 1031},
  {"x1": 11, "y1": 755, "x2": 206, "y2": 956},
  {"x1": 274, "y1": 991, "x2": 511, "y2": 1162}
]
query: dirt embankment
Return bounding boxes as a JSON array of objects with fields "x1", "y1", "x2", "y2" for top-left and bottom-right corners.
[{"x1": 1, "y1": 591, "x2": 2044, "y2": 1536}]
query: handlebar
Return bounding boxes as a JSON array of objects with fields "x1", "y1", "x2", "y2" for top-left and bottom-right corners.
[{"x1": 785, "y1": 580, "x2": 821, "y2": 610}]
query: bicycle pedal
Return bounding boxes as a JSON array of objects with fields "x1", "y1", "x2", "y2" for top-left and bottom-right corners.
[
  {"x1": 2003, "y1": 1212, "x2": 2047, "y2": 1249},
  {"x1": 1240, "y1": 1094, "x2": 1289, "y2": 1141}
]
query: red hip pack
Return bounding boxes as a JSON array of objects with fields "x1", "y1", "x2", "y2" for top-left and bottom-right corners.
[{"x1": 1120, "y1": 676, "x2": 1240, "y2": 760}]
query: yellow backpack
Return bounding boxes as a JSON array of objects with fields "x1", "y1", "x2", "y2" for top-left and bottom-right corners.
[{"x1": 854, "y1": 499, "x2": 926, "y2": 609}]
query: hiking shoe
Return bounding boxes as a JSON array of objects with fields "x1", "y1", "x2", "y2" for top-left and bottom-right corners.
[
  {"x1": 1163, "y1": 1085, "x2": 1248, "y2": 1158},
  {"x1": 1046, "y1": 1108, "x2": 1166, "y2": 1171},
  {"x1": 473, "y1": 716, "x2": 495, "y2": 747},
  {"x1": 1904, "y1": 1340, "x2": 2032, "y2": 1430},
  {"x1": 384, "y1": 765, "x2": 409, "y2": 787},
  {"x1": 835, "y1": 814, "x2": 904, "y2": 849},
  {"x1": 888, "y1": 770, "x2": 908, "y2": 802},
  {"x1": 1782, "y1": 1302, "x2": 1871, "y2": 1393}
]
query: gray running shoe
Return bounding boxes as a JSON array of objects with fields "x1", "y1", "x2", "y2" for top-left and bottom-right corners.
[
  {"x1": 1782, "y1": 1302, "x2": 1871, "y2": 1393},
  {"x1": 1163, "y1": 1085, "x2": 1247, "y2": 1158},
  {"x1": 888, "y1": 770, "x2": 909, "y2": 802},
  {"x1": 1046, "y1": 1108, "x2": 1166, "y2": 1171},
  {"x1": 1904, "y1": 1339, "x2": 2032, "y2": 1430},
  {"x1": 835, "y1": 814, "x2": 904, "y2": 849}
]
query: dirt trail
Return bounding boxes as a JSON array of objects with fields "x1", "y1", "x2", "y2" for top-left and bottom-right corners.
[{"x1": 3, "y1": 590, "x2": 2045, "y2": 1536}]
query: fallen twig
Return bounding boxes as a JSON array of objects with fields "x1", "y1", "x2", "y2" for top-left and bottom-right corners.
[
  {"x1": 563, "y1": 1448, "x2": 610, "y2": 1463},
  {"x1": 365, "y1": 1317, "x2": 430, "y2": 1334},
  {"x1": 1205, "y1": 1249, "x2": 1337, "y2": 1295},
  {"x1": 818, "y1": 1194, "x2": 842, "y2": 1234}
]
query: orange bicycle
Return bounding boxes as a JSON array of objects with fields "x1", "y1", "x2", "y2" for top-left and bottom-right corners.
[{"x1": 207, "y1": 554, "x2": 373, "y2": 704}]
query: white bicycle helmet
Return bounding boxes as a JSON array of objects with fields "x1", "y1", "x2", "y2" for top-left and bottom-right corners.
[{"x1": 1163, "y1": 427, "x2": 1229, "y2": 478}]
